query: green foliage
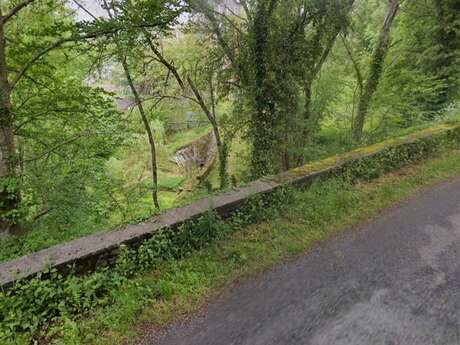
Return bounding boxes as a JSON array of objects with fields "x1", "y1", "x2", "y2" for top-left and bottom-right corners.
[
  {"x1": 320, "y1": 0, "x2": 460, "y2": 140},
  {"x1": 372, "y1": 0, "x2": 459, "y2": 123},
  {"x1": 0, "y1": 176, "x2": 23, "y2": 226},
  {"x1": 0, "y1": 185, "x2": 293, "y2": 341},
  {"x1": 74, "y1": 147, "x2": 460, "y2": 344},
  {"x1": 0, "y1": 268, "x2": 123, "y2": 339},
  {"x1": 3, "y1": 0, "x2": 129, "y2": 233},
  {"x1": 2, "y1": 0, "x2": 460, "y2": 340},
  {"x1": 2, "y1": 0, "x2": 459, "y2": 242},
  {"x1": 2, "y1": 126, "x2": 459, "y2": 343},
  {"x1": 342, "y1": 128, "x2": 460, "y2": 182},
  {"x1": 2, "y1": 129, "x2": 460, "y2": 343}
]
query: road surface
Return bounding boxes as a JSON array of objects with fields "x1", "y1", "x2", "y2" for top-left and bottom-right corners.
[{"x1": 147, "y1": 175, "x2": 460, "y2": 345}]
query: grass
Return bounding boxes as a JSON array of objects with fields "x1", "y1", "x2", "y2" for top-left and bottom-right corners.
[
  {"x1": 166, "y1": 125, "x2": 211, "y2": 152},
  {"x1": 307, "y1": 111, "x2": 460, "y2": 164},
  {"x1": 34, "y1": 146, "x2": 460, "y2": 345},
  {"x1": 109, "y1": 125, "x2": 212, "y2": 209}
]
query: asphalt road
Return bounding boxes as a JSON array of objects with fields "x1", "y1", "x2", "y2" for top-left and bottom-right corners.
[{"x1": 147, "y1": 175, "x2": 460, "y2": 345}]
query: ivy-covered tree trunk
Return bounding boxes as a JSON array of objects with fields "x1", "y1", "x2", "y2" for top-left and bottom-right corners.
[
  {"x1": 352, "y1": 0, "x2": 399, "y2": 142},
  {"x1": 250, "y1": 0, "x2": 278, "y2": 177},
  {"x1": 0, "y1": 21, "x2": 19, "y2": 236},
  {"x1": 303, "y1": 78, "x2": 313, "y2": 124},
  {"x1": 432, "y1": 0, "x2": 460, "y2": 109}
]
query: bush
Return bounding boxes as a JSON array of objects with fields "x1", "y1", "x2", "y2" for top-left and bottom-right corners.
[
  {"x1": 0, "y1": 187, "x2": 292, "y2": 341},
  {"x1": 341, "y1": 127, "x2": 460, "y2": 182}
]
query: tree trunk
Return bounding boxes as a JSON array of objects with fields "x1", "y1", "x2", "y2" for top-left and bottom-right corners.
[
  {"x1": 0, "y1": 22, "x2": 19, "y2": 236},
  {"x1": 250, "y1": 0, "x2": 278, "y2": 177},
  {"x1": 303, "y1": 29, "x2": 342, "y2": 126},
  {"x1": 102, "y1": 2, "x2": 159, "y2": 209},
  {"x1": 299, "y1": 0, "x2": 355, "y2": 165},
  {"x1": 120, "y1": 56, "x2": 160, "y2": 210},
  {"x1": 352, "y1": 0, "x2": 399, "y2": 142},
  {"x1": 432, "y1": 0, "x2": 460, "y2": 108},
  {"x1": 144, "y1": 33, "x2": 228, "y2": 188},
  {"x1": 208, "y1": 73, "x2": 228, "y2": 189},
  {"x1": 303, "y1": 77, "x2": 313, "y2": 126},
  {"x1": 187, "y1": 76, "x2": 228, "y2": 189}
]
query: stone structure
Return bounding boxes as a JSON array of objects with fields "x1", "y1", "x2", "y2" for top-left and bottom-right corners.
[
  {"x1": 171, "y1": 132, "x2": 217, "y2": 181},
  {"x1": 0, "y1": 124, "x2": 459, "y2": 289}
]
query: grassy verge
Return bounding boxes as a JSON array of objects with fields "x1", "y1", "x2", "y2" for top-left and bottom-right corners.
[{"x1": 24, "y1": 146, "x2": 460, "y2": 345}]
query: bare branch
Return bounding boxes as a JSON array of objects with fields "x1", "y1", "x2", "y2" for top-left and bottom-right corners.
[
  {"x1": 143, "y1": 31, "x2": 186, "y2": 91},
  {"x1": 72, "y1": 0, "x2": 98, "y2": 20},
  {"x1": 32, "y1": 207, "x2": 52, "y2": 221},
  {"x1": 187, "y1": 75, "x2": 215, "y2": 126},
  {"x1": 341, "y1": 34, "x2": 363, "y2": 93},
  {"x1": 24, "y1": 132, "x2": 89, "y2": 163}
]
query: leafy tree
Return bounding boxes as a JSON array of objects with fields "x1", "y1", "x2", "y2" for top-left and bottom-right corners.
[
  {"x1": 143, "y1": 31, "x2": 230, "y2": 189},
  {"x1": 406, "y1": 0, "x2": 460, "y2": 113},
  {"x1": 79, "y1": 0, "x2": 183, "y2": 210},
  {"x1": 352, "y1": 0, "x2": 399, "y2": 142},
  {"x1": 0, "y1": 0, "x2": 126, "y2": 235}
]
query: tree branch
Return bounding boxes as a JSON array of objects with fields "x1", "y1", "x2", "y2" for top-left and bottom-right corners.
[
  {"x1": 0, "y1": 0, "x2": 36, "y2": 24},
  {"x1": 187, "y1": 76, "x2": 215, "y2": 126},
  {"x1": 32, "y1": 207, "x2": 52, "y2": 221},
  {"x1": 10, "y1": 28, "x2": 122, "y2": 91},
  {"x1": 24, "y1": 132, "x2": 89, "y2": 163},
  {"x1": 143, "y1": 31, "x2": 186, "y2": 91},
  {"x1": 10, "y1": 39, "x2": 68, "y2": 90},
  {"x1": 341, "y1": 34, "x2": 363, "y2": 93}
]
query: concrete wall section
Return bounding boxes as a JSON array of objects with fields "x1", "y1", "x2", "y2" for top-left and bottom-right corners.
[{"x1": 1, "y1": 123, "x2": 459, "y2": 289}]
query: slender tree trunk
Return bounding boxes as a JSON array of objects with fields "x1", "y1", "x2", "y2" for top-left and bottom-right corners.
[
  {"x1": 144, "y1": 32, "x2": 228, "y2": 189},
  {"x1": 297, "y1": 43, "x2": 334, "y2": 166},
  {"x1": 281, "y1": 139, "x2": 290, "y2": 171},
  {"x1": 299, "y1": 0, "x2": 355, "y2": 166},
  {"x1": 302, "y1": 0, "x2": 356, "y2": 127},
  {"x1": 303, "y1": 77, "x2": 313, "y2": 124},
  {"x1": 0, "y1": 22, "x2": 19, "y2": 235},
  {"x1": 208, "y1": 72, "x2": 228, "y2": 188},
  {"x1": 187, "y1": 76, "x2": 228, "y2": 189},
  {"x1": 341, "y1": 34, "x2": 364, "y2": 98},
  {"x1": 303, "y1": 32, "x2": 339, "y2": 124},
  {"x1": 120, "y1": 56, "x2": 160, "y2": 210},
  {"x1": 101, "y1": 1, "x2": 159, "y2": 209},
  {"x1": 352, "y1": 0, "x2": 399, "y2": 142}
]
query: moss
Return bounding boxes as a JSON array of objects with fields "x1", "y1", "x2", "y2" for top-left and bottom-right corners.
[{"x1": 283, "y1": 123, "x2": 460, "y2": 181}]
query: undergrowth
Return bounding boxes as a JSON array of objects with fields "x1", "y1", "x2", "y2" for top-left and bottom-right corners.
[{"x1": 1, "y1": 127, "x2": 460, "y2": 344}]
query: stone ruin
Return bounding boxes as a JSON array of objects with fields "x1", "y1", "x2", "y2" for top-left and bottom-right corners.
[{"x1": 171, "y1": 132, "x2": 217, "y2": 183}]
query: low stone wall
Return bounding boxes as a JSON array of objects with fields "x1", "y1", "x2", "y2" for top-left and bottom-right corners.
[{"x1": 1, "y1": 123, "x2": 459, "y2": 289}]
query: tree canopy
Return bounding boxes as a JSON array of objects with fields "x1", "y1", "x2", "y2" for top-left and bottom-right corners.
[{"x1": 0, "y1": 0, "x2": 458, "y2": 239}]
